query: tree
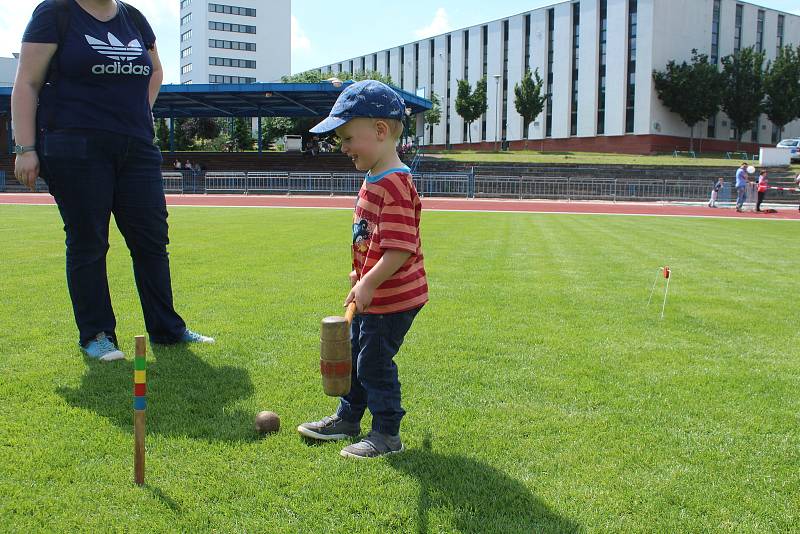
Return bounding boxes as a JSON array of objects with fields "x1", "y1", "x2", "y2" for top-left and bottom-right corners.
[
  {"x1": 763, "y1": 45, "x2": 800, "y2": 141},
  {"x1": 154, "y1": 118, "x2": 169, "y2": 151},
  {"x1": 455, "y1": 77, "x2": 487, "y2": 144},
  {"x1": 471, "y1": 77, "x2": 488, "y2": 139},
  {"x1": 231, "y1": 117, "x2": 255, "y2": 151},
  {"x1": 181, "y1": 118, "x2": 221, "y2": 149},
  {"x1": 653, "y1": 50, "x2": 723, "y2": 152},
  {"x1": 281, "y1": 69, "x2": 393, "y2": 86},
  {"x1": 514, "y1": 68, "x2": 548, "y2": 148},
  {"x1": 194, "y1": 118, "x2": 221, "y2": 149},
  {"x1": 173, "y1": 118, "x2": 194, "y2": 151},
  {"x1": 423, "y1": 92, "x2": 442, "y2": 143},
  {"x1": 721, "y1": 47, "x2": 766, "y2": 150}
]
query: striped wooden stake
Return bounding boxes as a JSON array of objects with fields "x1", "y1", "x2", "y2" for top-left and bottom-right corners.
[{"x1": 134, "y1": 335, "x2": 146, "y2": 486}]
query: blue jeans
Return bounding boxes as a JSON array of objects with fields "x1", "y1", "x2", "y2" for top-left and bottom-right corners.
[
  {"x1": 337, "y1": 306, "x2": 422, "y2": 435},
  {"x1": 736, "y1": 185, "x2": 746, "y2": 208},
  {"x1": 39, "y1": 129, "x2": 186, "y2": 346}
]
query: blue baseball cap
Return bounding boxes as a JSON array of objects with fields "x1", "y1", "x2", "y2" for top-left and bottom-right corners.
[{"x1": 310, "y1": 80, "x2": 406, "y2": 134}]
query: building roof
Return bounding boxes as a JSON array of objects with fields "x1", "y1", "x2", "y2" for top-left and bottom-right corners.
[{"x1": 0, "y1": 81, "x2": 432, "y2": 119}]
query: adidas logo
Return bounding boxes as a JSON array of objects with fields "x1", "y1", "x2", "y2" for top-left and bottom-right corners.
[
  {"x1": 86, "y1": 32, "x2": 143, "y2": 60},
  {"x1": 86, "y1": 32, "x2": 151, "y2": 76}
]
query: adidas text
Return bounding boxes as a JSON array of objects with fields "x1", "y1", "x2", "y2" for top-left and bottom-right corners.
[{"x1": 92, "y1": 62, "x2": 151, "y2": 75}]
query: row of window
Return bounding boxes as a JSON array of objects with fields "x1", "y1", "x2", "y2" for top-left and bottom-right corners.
[
  {"x1": 209, "y1": 3, "x2": 256, "y2": 17},
  {"x1": 209, "y1": 56, "x2": 256, "y2": 69},
  {"x1": 209, "y1": 21, "x2": 256, "y2": 34},
  {"x1": 209, "y1": 75, "x2": 256, "y2": 84},
  {"x1": 625, "y1": 0, "x2": 638, "y2": 134},
  {"x1": 209, "y1": 39, "x2": 256, "y2": 52},
  {"x1": 598, "y1": 0, "x2": 608, "y2": 135},
  {"x1": 180, "y1": 0, "x2": 191, "y2": 9}
]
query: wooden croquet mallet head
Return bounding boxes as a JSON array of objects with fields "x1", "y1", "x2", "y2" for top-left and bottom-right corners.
[{"x1": 320, "y1": 302, "x2": 356, "y2": 397}]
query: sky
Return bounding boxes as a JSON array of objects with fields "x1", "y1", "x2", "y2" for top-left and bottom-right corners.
[{"x1": 1, "y1": 0, "x2": 799, "y2": 84}]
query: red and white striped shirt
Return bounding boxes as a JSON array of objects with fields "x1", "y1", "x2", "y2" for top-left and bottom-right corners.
[{"x1": 352, "y1": 167, "x2": 428, "y2": 314}]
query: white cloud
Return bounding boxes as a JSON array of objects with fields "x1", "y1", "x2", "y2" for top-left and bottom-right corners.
[
  {"x1": 291, "y1": 15, "x2": 311, "y2": 52},
  {"x1": 414, "y1": 8, "x2": 452, "y2": 39}
]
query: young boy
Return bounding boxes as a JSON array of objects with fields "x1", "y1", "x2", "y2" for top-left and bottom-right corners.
[
  {"x1": 756, "y1": 169, "x2": 768, "y2": 212},
  {"x1": 297, "y1": 80, "x2": 428, "y2": 459},
  {"x1": 708, "y1": 177, "x2": 724, "y2": 208}
]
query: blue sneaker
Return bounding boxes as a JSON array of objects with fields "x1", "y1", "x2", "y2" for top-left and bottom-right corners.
[
  {"x1": 82, "y1": 333, "x2": 125, "y2": 362},
  {"x1": 181, "y1": 329, "x2": 215, "y2": 344}
]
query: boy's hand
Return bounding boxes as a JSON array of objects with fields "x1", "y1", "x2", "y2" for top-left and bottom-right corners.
[
  {"x1": 349, "y1": 270, "x2": 358, "y2": 288},
  {"x1": 344, "y1": 281, "x2": 375, "y2": 313}
]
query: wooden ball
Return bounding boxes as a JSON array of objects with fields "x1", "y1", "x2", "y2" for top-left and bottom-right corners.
[{"x1": 254, "y1": 411, "x2": 280, "y2": 434}]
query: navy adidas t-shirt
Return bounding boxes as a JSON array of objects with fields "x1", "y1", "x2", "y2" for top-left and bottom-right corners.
[{"x1": 23, "y1": 0, "x2": 157, "y2": 142}]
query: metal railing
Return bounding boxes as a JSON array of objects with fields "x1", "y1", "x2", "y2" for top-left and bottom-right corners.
[
  {"x1": 4, "y1": 169, "x2": 796, "y2": 204},
  {"x1": 157, "y1": 170, "x2": 758, "y2": 203},
  {"x1": 472, "y1": 175, "x2": 730, "y2": 202},
  {"x1": 152, "y1": 170, "x2": 800, "y2": 204}
]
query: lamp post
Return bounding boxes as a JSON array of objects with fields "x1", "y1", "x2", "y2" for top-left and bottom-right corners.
[{"x1": 493, "y1": 74, "x2": 501, "y2": 152}]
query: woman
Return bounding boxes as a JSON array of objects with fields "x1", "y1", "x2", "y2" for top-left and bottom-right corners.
[{"x1": 13, "y1": 0, "x2": 213, "y2": 361}]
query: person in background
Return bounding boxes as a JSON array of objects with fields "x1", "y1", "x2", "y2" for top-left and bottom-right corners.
[
  {"x1": 796, "y1": 173, "x2": 800, "y2": 212},
  {"x1": 756, "y1": 169, "x2": 768, "y2": 212},
  {"x1": 734, "y1": 162, "x2": 749, "y2": 212},
  {"x1": 708, "y1": 177, "x2": 724, "y2": 208}
]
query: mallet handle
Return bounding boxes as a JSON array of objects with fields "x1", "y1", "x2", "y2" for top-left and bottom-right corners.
[{"x1": 344, "y1": 301, "x2": 357, "y2": 324}]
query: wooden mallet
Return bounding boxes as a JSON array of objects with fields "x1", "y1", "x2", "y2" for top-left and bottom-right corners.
[{"x1": 320, "y1": 302, "x2": 356, "y2": 397}]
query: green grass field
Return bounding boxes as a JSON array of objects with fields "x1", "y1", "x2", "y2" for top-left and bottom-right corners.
[{"x1": 1, "y1": 204, "x2": 798, "y2": 533}]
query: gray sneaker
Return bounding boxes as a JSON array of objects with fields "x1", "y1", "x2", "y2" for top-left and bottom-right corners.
[
  {"x1": 340, "y1": 431, "x2": 404, "y2": 459},
  {"x1": 297, "y1": 415, "x2": 360, "y2": 441}
]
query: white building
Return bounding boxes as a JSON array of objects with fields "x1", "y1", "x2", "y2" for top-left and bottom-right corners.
[
  {"x1": 0, "y1": 55, "x2": 19, "y2": 87},
  {"x1": 312, "y1": 0, "x2": 800, "y2": 153},
  {"x1": 179, "y1": 0, "x2": 290, "y2": 84}
]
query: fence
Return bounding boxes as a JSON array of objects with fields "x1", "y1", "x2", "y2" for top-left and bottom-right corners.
[
  {"x1": 2, "y1": 168, "x2": 796, "y2": 204},
  {"x1": 158, "y1": 170, "x2": 772, "y2": 203}
]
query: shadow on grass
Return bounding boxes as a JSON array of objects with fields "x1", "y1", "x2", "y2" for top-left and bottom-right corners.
[
  {"x1": 144, "y1": 483, "x2": 182, "y2": 514},
  {"x1": 386, "y1": 437, "x2": 581, "y2": 534},
  {"x1": 57, "y1": 344, "x2": 256, "y2": 442}
]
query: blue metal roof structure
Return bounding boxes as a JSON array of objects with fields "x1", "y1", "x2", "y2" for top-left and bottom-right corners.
[{"x1": 0, "y1": 81, "x2": 432, "y2": 119}]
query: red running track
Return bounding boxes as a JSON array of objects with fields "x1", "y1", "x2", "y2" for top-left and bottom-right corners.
[{"x1": 2, "y1": 192, "x2": 799, "y2": 220}]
